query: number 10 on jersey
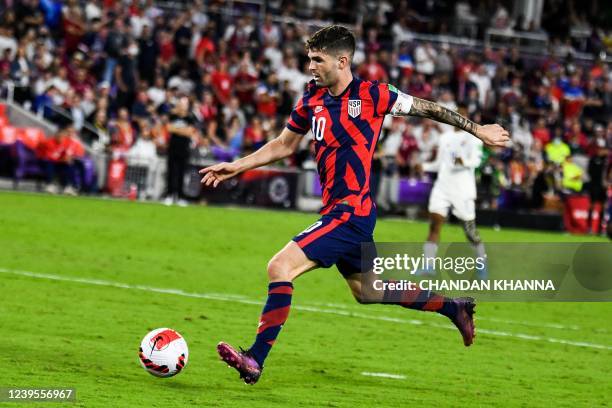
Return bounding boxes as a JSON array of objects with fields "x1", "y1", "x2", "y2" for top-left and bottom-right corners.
[{"x1": 312, "y1": 116, "x2": 326, "y2": 141}]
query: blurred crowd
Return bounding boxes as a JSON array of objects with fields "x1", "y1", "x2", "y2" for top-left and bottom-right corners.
[{"x1": 0, "y1": 0, "x2": 610, "y2": 211}]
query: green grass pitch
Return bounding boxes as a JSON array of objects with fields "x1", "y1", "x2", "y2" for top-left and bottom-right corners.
[{"x1": 0, "y1": 191, "x2": 610, "y2": 407}]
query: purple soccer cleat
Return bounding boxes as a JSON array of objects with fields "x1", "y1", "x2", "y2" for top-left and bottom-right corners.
[
  {"x1": 217, "y1": 342, "x2": 262, "y2": 384},
  {"x1": 449, "y1": 297, "x2": 476, "y2": 346}
]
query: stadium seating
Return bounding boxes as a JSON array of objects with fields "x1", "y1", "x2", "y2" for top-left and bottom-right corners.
[
  {"x1": 0, "y1": 1, "x2": 608, "y2": 234},
  {"x1": 0, "y1": 107, "x2": 96, "y2": 190}
]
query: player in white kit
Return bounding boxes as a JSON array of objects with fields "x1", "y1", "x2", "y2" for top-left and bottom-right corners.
[{"x1": 421, "y1": 104, "x2": 487, "y2": 279}]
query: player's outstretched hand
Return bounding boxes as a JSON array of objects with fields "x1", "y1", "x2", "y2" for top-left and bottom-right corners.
[
  {"x1": 199, "y1": 162, "x2": 241, "y2": 188},
  {"x1": 476, "y1": 124, "x2": 511, "y2": 147}
]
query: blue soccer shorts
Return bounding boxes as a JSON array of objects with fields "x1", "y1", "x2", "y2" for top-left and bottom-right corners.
[{"x1": 292, "y1": 206, "x2": 376, "y2": 278}]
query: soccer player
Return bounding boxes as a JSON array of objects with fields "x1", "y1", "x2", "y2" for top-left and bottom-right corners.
[
  {"x1": 421, "y1": 104, "x2": 488, "y2": 279},
  {"x1": 200, "y1": 26, "x2": 509, "y2": 384}
]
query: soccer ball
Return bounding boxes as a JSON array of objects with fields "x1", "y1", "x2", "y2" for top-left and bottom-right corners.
[{"x1": 138, "y1": 328, "x2": 188, "y2": 378}]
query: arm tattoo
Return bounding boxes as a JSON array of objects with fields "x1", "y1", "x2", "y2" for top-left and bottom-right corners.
[{"x1": 408, "y1": 97, "x2": 479, "y2": 136}]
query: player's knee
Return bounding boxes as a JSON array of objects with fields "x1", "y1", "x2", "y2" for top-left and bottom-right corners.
[{"x1": 267, "y1": 257, "x2": 292, "y2": 282}]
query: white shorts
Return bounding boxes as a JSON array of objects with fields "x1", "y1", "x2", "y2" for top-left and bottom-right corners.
[{"x1": 428, "y1": 187, "x2": 476, "y2": 221}]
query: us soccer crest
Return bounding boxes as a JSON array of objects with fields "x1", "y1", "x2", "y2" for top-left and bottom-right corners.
[{"x1": 348, "y1": 99, "x2": 361, "y2": 118}]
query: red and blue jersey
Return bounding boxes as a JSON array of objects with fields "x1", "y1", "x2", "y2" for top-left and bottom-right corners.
[{"x1": 286, "y1": 78, "x2": 399, "y2": 216}]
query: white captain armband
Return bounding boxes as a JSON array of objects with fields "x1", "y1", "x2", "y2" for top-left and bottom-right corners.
[{"x1": 389, "y1": 90, "x2": 414, "y2": 116}]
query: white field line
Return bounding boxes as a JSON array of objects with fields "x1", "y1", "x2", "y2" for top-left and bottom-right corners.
[
  {"x1": 1, "y1": 267, "x2": 611, "y2": 351},
  {"x1": 361, "y1": 372, "x2": 406, "y2": 380}
]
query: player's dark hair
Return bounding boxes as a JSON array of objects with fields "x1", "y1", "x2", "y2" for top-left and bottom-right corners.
[{"x1": 305, "y1": 25, "x2": 355, "y2": 61}]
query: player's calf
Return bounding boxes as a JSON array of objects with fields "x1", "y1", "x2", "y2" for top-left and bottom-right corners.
[
  {"x1": 463, "y1": 220, "x2": 488, "y2": 280},
  {"x1": 375, "y1": 281, "x2": 476, "y2": 346},
  {"x1": 347, "y1": 275, "x2": 477, "y2": 346}
]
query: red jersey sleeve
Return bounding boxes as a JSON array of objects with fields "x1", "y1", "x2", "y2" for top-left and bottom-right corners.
[{"x1": 369, "y1": 82, "x2": 400, "y2": 117}]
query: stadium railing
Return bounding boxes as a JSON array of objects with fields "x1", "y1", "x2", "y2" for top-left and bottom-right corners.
[{"x1": 485, "y1": 28, "x2": 549, "y2": 53}]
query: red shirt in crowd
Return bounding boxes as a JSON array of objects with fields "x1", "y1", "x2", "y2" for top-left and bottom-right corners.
[
  {"x1": 233, "y1": 71, "x2": 258, "y2": 105},
  {"x1": 62, "y1": 13, "x2": 85, "y2": 54},
  {"x1": 71, "y1": 72, "x2": 95, "y2": 96},
  {"x1": 37, "y1": 135, "x2": 84, "y2": 161},
  {"x1": 397, "y1": 133, "x2": 419, "y2": 164},
  {"x1": 407, "y1": 79, "x2": 432, "y2": 99},
  {"x1": 159, "y1": 38, "x2": 175, "y2": 64},
  {"x1": 359, "y1": 61, "x2": 387, "y2": 82},
  {"x1": 550, "y1": 85, "x2": 564, "y2": 102},
  {"x1": 532, "y1": 127, "x2": 551, "y2": 145},
  {"x1": 244, "y1": 125, "x2": 264, "y2": 145},
  {"x1": 195, "y1": 36, "x2": 216, "y2": 62},
  {"x1": 38, "y1": 137, "x2": 63, "y2": 161},
  {"x1": 211, "y1": 70, "x2": 233, "y2": 104},
  {"x1": 255, "y1": 86, "x2": 278, "y2": 118},
  {"x1": 509, "y1": 160, "x2": 527, "y2": 186},
  {"x1": 199, "y1": 102, "x2": 218, "y2": 121},
  {"x1": 61, "y1": 135, "x2": 85, "y2": 160},
  {"x1": 590, "y1": 65, "x2": 604, "y2": 79},
  {"x1": 153, "y1": 123, "x2": 170, "y2": 147},
  {"x1": 563, "y1": 97, "x2": 585, "y2": 120},
  {"x1": 113, "y1": 122, "x2": 135, "y2": 151},
  {"x1": 565, "y1": 129, "x2": 589, "y2": 152},
  {"x1": 455, "y1": 60, "x2": 475, "y2": 81}
]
